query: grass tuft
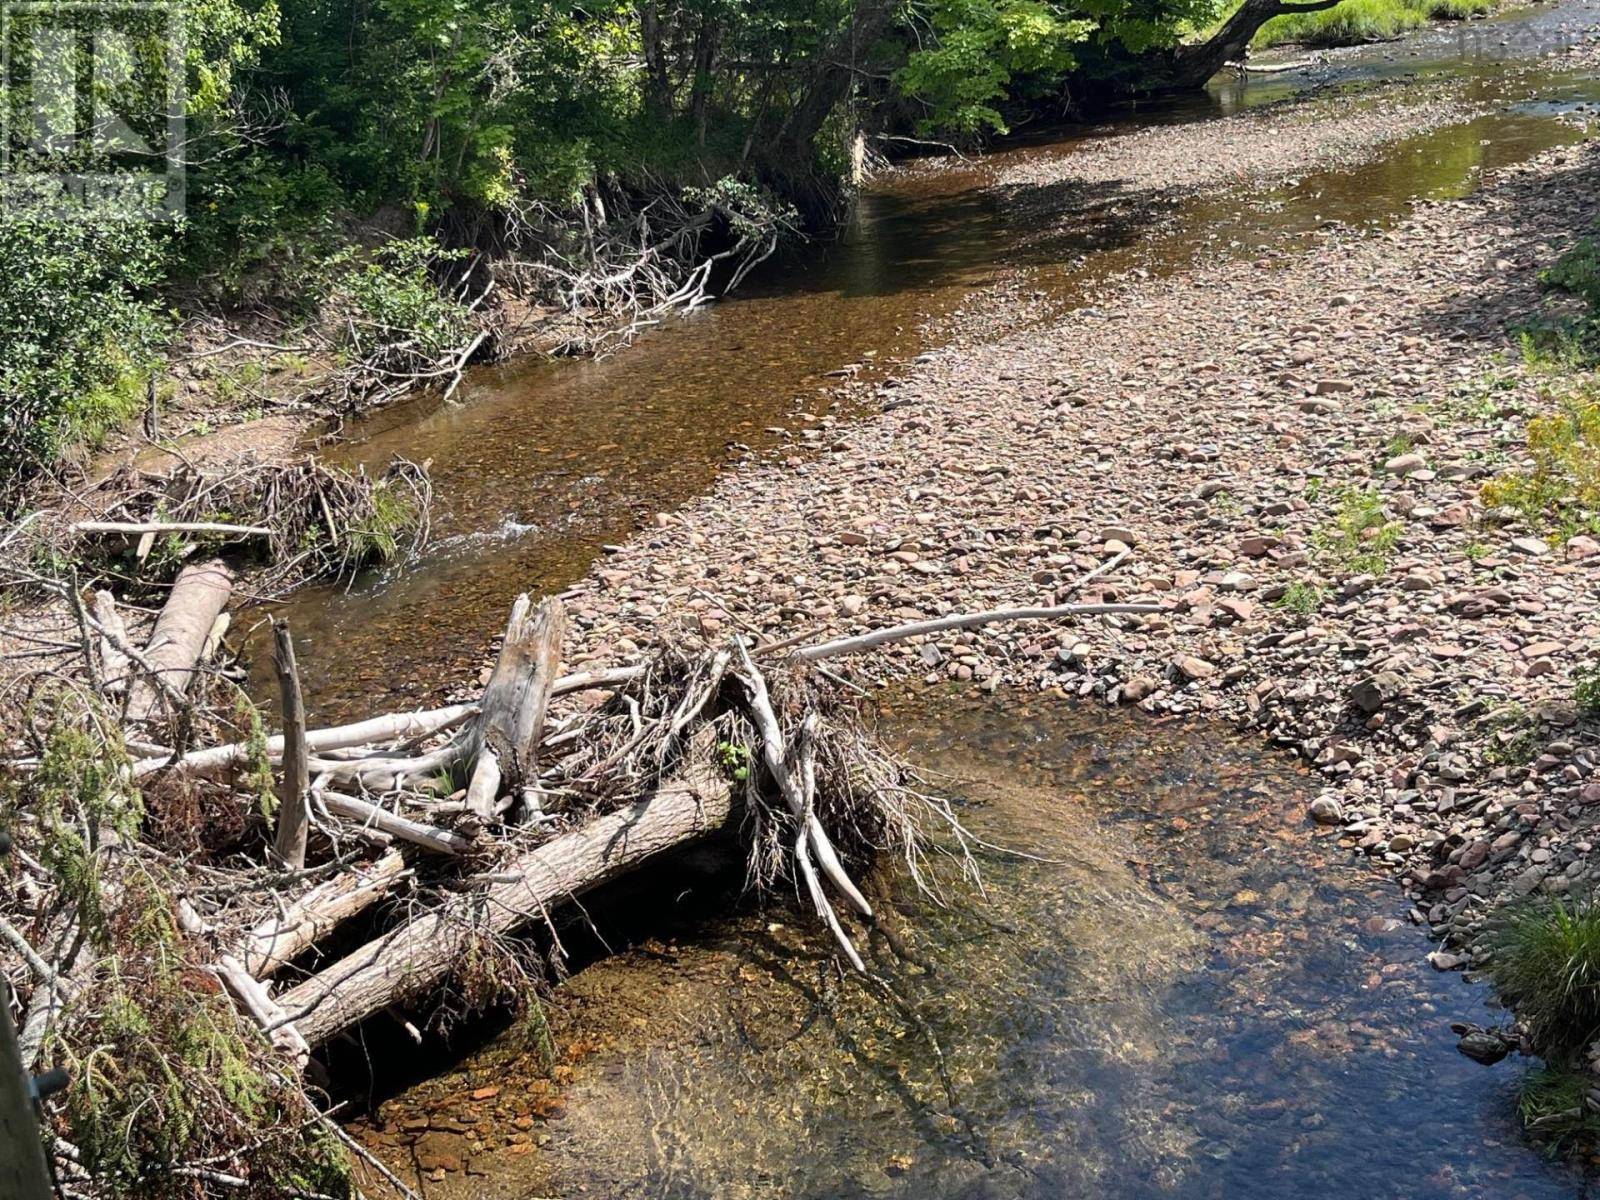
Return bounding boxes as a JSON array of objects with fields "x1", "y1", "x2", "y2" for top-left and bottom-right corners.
[
  {"x1": 1251, "y1": 0, "x2": 1492, "y2": 47},
  {"x1": 1487, "y1": 894, "x2": 1600, "y2": 1055}
]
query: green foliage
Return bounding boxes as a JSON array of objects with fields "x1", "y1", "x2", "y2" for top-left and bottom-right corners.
[
  {"x1": 1489, "y1": 894, "x2": 1600, "y2": 1055},
  {"x1": 1537, "y1": 235, "x2": 1600, "y2": 363},
  {"x1": 1313, "y1": 486, "x2": 1402, "y2": 574},
  {"x1": 59, "y1": 880, "x2": 353, "y2": 1197},
  {"x1": 15, "y1": 712, "x2": 143, "y2": 948},
  {"x1": 237, "y1": 696, "x2": 278, "y2": 820},
  {"x1": 0, "y1": 210, "x2": 167, "y2": 505},
  {"x1": 716, "y1": 739, "x2": 753, "y2": 783},
  {"x1": 1517, "y1": 1064, "x2": 1600, "y2": 1152},
  {"x1": 322, "y1": 237, "x2": 473, "y2": 371},
  {"x1": 1275, "y1": 580, "x2": 1324, "y2": 617},
  {"x1": 1575, "y1": 664, "x2": 1600, "y2": 719},
  {"x1": 346, "y1": 474, "x2": 423, "y2": 564},
  {"x1": 1481, "y1": 387, "x2": 1600, "y2": 541},
  {"x1": 897, "y1": 0, "x2": 1094, "y2": 135},
  {"x1": 1249, "y1": 0, "x2": 1490, "y2": 48}
]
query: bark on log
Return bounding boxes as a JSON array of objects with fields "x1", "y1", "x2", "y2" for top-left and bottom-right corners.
[
  {"x1": 276, "y1": 749, "x2": 732, "y2": 1046},
  {"x1": 126, "y1": 560, "x2": 234, "y2": 724},
  {"x1": 464, "y1": 596, "x2": 566, "y2": 818},
  {"x1": 243, "y1": 850, "x2": 408, "y2": 978},
  {"x1": 272, "y1": 621, "x2": 310, "y2": 870}
]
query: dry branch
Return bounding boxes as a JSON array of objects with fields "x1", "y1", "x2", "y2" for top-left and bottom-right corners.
[
  {"x1": 464, "y1": 595, "x2": 566, "y2": 818},
  {"x1": 795, "y1": 602, "x2": 1161, "y2": 662},
  {"x1": 276, "y1": 746, "x2": 733, "y2": 1046},
  {"x1": 243, "y1": 850, "x2": 408, "y2": 978},
  {"x1": 272, "y1": 620, "x2": 311, "y2": 870},
  {"x1": 71, "y1": 520, "x2": 273, "y2": 539}
]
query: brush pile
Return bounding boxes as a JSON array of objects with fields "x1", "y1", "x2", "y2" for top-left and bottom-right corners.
[
  {"x1": 0, "y1": 600, "x2": 913, "y2": 1196},
  {"x1": 26, "y1": 455, "x2": 431, "y2": 595},
  {"x1": 0, "y1": 560, "x2": 1150, "y2": 1195}
]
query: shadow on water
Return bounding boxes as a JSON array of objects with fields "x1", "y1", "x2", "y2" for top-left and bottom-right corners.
[{"x1": 355, "y1": 690, "x2": 1594, "y2": 1198}]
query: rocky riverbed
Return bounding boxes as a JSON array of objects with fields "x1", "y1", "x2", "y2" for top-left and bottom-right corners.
[{"x1": 536, "y1": 37, "x2": 1600, "y2": 990}]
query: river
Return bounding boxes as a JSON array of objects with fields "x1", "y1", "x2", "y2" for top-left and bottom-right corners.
[{"x1": 259, "y1": 8, "x2": 1600, "y2": 1196}]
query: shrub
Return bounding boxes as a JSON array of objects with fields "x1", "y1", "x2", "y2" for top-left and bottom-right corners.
[
  {"x1": 1481, "y1": 388, "x2": 1600, "y2": 540},
  {"x1": 0, "y1": 210, "x2": 167, "y2": 507},
  {"x1": 1314, "y1": 486, "x2": 1402, "y2": 574},
  {"x1": 1275, "y1": 580, "x2": 1324, "y2": 617},
  {"x1": 321, "y1": 236, "x2": 474, "y2": 376}
]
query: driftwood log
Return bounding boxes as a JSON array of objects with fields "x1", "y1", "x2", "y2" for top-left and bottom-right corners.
[
  {"x1": 275, "y1": 745, "x2": 732, "y2": 1046},
  {"x1": 271, "y1": 621, "x2": 311, "y2": 870},
  {"x1": 463, "y1": 595, "x2": 566, "y2": 818},
  {"x1": 243, "y1": 849, "x2": 408, "y2": 978},
  {"x1": 126, "y1": 559, "x2": 234, "y2": 723}
]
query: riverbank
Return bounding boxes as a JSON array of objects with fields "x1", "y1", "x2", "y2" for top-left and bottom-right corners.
[{"x1": 520, "y1": 31, "x2": 1600, "y2": 1052}]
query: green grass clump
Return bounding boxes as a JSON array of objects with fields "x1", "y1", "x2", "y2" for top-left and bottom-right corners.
[
  {"x1": 1576, "y1": 665, "x2": 1600, "y2": 718},
  {"x1": 1488, "y1": 895, "x2": 1600, "y2": 1054},
  {"x1": 1517, "y1": 1064, "x2": 1600, "y2": 1152},
  {"x1": 1314, "y1": 486, "x2": 1402, "y2": 574},
  {"x1": 345, "y1": 473, "x2": 425, "y2": 566},
  {"x1": 1481, "y1": 386, "x2": 1600, "y2": 542},
  {"x1": 1275, "y1": 580, "x2": 1325, "y2": 617},
  {"x1": 1251, "y1": 0, "x2": 1491, "y2": 48}
]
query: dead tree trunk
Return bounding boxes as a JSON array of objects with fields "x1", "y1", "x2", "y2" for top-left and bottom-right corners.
[
  {"x1": 271, "y1": 620, "x2": 310, "y2": 870},
  {"x1": 1156, "y1": 0, "x2": 1345, "y2": 90},
  {"x1": 275, "y1": 750, "x2": 732, "y2": 1047},
  {"x1": 125, "y1": 560, "x2": 233, "y2": 724},
  {"x1": 243, "y1": 850, "x2": 408, "y2": 978},
  {"x1": 464, "y1": 595, "x2": 566, "y2": 818}
]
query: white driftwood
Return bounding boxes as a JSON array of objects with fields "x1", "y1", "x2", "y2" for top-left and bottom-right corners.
[
  {"x1": 465, "y1": 596, "x2": 566, "y2": 819},
  {"x1": 243, "y1": 850, "x2": 408, "y2": 978},
  {"x1": 71, "y1": 520, "x2": 273, "y2": 539},
  {"x1": 91, "y1": 590, "x2": 129, "y2": 695},
  {"x1": 216, "y1": 954, "x2": 310, "y2": 1070},
  {"x1": 131, "y1": 703, "x2": 479, "y2": 779},
  {"x1": 126, "y1": 559, "x2": 234, "y2": 723},
  {"x1": 315, "y1": 791, "x2": 473, "y2": 855},
  {"x1": 272, "y1": 621, "x2": 311, "y2": 870},
  {"x1": 275, "y1": 750, "x2": 733, "y2": 1046},
  {"x1": 734, "y1": 644, "x2": 870, "y2": 973},
  {"x1": 795, "y1": 602, "x2": 1161, "y2": 662}
]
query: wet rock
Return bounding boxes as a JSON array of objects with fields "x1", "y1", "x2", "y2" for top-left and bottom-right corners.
[
  {"x1": 1456, "y1": 1029, "x2": 1512, "y2": 1065},
  {"x1": 1309, "y1": 796, "x2": 1344, "y2": 824}
]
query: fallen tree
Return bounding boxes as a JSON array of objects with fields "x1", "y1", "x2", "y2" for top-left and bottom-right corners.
[{"x1": 0, "y1": 552, "x2": 1161, "y2": 1195}]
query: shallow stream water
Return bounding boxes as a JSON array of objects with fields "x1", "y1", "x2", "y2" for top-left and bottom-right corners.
[
  {"x1": 250, "y1": 0, "x2": 1600, "y2": 723},
  {"x1": 357, "y1": 692, "x2": 1591, "y2": 1198},
  {"x1": 269, "y1": 6, "x2": 1600, "y2": 1195}
]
